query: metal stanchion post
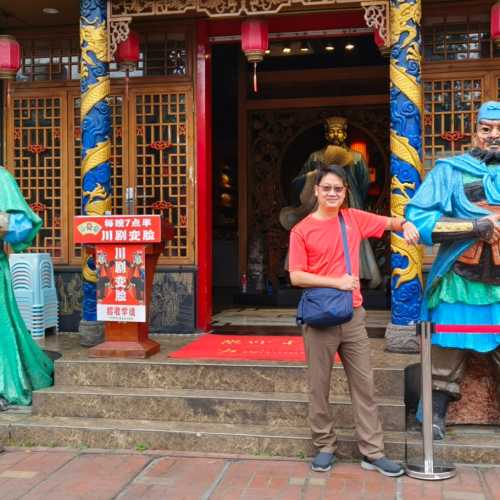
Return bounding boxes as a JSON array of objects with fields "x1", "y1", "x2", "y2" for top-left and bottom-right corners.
[{"x1": 406, "y1": 321, "x2": 456, "y2": 480}]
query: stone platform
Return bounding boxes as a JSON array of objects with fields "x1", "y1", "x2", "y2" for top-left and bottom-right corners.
[{"x1": 0, "y1": 333, "x2": 499, "y2": 465}]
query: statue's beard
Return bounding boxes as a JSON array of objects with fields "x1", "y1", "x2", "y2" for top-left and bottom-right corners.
[{"x1": 470, "y1": 143, "x2": 500, "y2": 164}]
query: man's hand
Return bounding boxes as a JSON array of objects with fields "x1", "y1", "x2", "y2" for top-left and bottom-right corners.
[
  {"x1": 402, "y1": 221, "x2": 420, "y2": 245},
  {"x1": 477, "y1": 213, "x2": 500, "y2": 244},
  {"x1": 335, "y1": 274, "x2": 360, "y2": 291}
]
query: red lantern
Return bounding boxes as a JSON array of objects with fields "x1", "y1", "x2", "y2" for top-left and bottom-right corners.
[
  {"x1": 0, "y1": 35, "x2": 21, "y2": 80},
  {"x1": 115, "y1": 30, "x2": 140, "y2": 71},
  {"x1": 491, "y1": 2, "x2": 500, "y2": 46},
  {"x1": 241, "y1": 19, "x2": 269, "y2": 93},
  {"x1": 374, "y1": 29, "x2": 390, "y2": 57}
]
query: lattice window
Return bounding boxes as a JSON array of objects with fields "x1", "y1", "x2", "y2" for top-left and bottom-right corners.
[
  {"x1": 11, "y1": 94, "x2": 66, "y2": 262},
  {"x1": 18, "y1": 31, "x2": 188, "y2": 82},
  {"x1": 421, "y1": 78, "x2": 483, "y2": 264},
  {"x1": 19, "y1": 37, "x2": 80, "y2": 82},
  {"x1": 71, "y1": 94, "x2": 125, "y2": 262},
  {"x1": 423, "y1": 78, "x2": 483, "y2": 172},
  {"x1": 110, "y1": 32, "x2": 188, "y2": 78},
  {"x1": 132, "y1": 89, "x2": 194, "y2": 263},
  {"x1": 423, "y1": 18, "x2": 499, "y2": 61}
]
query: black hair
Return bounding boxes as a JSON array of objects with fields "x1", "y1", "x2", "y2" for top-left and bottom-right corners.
[{"x1": 314, "y1": 162, "x2": 348, "y2": 186}]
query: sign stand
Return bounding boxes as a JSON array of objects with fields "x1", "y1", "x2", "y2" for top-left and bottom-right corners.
[
  {"x1": 74, "y1": 215, "x2": 174, "y2": 359},
  {"x1": 406, "y1": 321, "x2": 456, "y2": 480}
]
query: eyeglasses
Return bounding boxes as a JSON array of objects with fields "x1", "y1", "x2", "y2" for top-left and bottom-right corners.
[{"x1": 318, "y1": 184, "x2": 346, "y2": 194}]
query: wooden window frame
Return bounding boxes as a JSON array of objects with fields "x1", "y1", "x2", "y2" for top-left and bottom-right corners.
[{"x1": 4, "y1": 79, "x2": 196, "y2": 267}]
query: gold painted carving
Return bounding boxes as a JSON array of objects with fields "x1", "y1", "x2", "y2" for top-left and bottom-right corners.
[
  {"x1": 83, "y1": 184, "x2": 112, "y2": 216},
  {"x1": 390, "y1": 63, "x2": 420, "y2": 110},
  {"x1": 390, "y1": 132, "x2": 424, "y2": 177},
  {"x1": 434, "y1": 221, "x2": 475, "y2": 232},
  {"x1": 391, "y1": 232, "x2": 423, "y2": 288},
  {"x1": 82, "y1": 140, "x2": 112, "y2": 176},
  {"x1": 80, "y1": 20, "x2": 109, "y2": 80},
  {"x1": 83, "y1": 255, "x2": 98, "y2": 283},
  {"x1": 390, "y1": 177, "x2": 415, "y2": 218},
  {"x1": 390, "y1": 1, "x2": 420, "y2": 48},
  {"x1": 81, "y1": 77, "x2": 111, "y2": 119}
]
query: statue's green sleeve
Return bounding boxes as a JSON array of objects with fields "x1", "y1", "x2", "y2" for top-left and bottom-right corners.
[{"x1": 0, "y1": 167, "x2": 42, "y2": 252}]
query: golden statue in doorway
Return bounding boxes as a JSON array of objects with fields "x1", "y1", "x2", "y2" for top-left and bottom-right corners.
[{"x1": 280, "y1": 116, "x2": 382, "y2": 288}]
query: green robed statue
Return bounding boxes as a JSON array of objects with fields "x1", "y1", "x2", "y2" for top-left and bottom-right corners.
[{"x1": 0, "y1": 166, "x2": 53, "y2": 409}]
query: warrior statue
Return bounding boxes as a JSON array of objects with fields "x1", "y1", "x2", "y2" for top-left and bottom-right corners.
[
  {"x1": 406, "y1": 101, "x2": 500, "y2": 439},
  {"x1": 280, "y1": 116, "x2": 382, "y2": 288},
  {"x1": 0, "y1": 166, "x2": 54, "y2": 409}
]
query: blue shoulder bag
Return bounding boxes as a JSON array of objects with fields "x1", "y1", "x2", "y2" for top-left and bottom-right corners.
[{"x1": 296, "y1": 213, "x2": 354, "y2": 328}]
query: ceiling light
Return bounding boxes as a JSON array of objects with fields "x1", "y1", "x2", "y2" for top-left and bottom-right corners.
[
  {"x1": 325, "y1": 42, "x2": 335, "y2": 52},
  {"x1": 282, "y1": 43, "x2": 291, "y2": 54},
  {"x1": 42, "y1": 7, "x2": 60, "y2": 14},
  {"x1": 300, "y1": 41, "x2": 309, "y2": 53},
  {"x1": 345, "y1": 43, "x2": 355, "y2": 51}
]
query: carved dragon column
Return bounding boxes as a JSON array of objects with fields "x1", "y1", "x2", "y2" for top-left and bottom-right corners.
[
  {"x1": 386, "y1": 0, "x2": 424, "y2": 353},
  {"x1": 78, "y1": 0, "x2": 112, "y2": 346}
]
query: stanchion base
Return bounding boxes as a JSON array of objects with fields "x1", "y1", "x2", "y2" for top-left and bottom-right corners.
[{"x1": 406, "y1": 463, "x2": 456, "y2": 481}]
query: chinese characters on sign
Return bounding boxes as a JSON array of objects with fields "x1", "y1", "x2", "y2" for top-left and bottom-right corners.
[
  {"x1": 74, "y1": 215, "x2": 162, "y2": 244},
  {"x1": 95, "y1": 245, "x2": 147, "y2": 322}
]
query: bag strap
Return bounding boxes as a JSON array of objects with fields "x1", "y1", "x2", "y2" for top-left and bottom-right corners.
[{"x1": 338, "y1": 212, "x2": 352, "y2": 275}]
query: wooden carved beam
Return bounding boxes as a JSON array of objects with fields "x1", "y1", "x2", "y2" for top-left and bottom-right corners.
[{"x1": 109, "y1": 0, "x2": 360, "y2": 19}]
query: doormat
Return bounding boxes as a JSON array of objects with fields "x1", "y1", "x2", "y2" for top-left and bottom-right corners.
[{"x1": 169, "y1": 334, "x2": 340, "y2": 363}]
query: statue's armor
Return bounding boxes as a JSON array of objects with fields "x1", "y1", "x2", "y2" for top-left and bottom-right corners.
[{"x1": 454, "y1": 180, "x2": 500, "y2": 284}]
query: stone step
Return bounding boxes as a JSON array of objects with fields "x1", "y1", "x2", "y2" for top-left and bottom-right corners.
[
  {"x1": 407, "y1": 428, "x2": 500, "y2": 465},
  {"x1": 1, "y1": 415, "x2": 407, "y2": 461},
  {"x1": 32, "y1": 386, "x2": 406, "y2": 431},
  {"x1": 54, "y1": 358, "x2": 405, "y2": 400},
  {"x1": 3, "y1": 413, "x2": 498, "y2": 465}
]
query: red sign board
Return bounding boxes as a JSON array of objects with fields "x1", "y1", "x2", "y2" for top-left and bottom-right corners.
[
  {"x1": 95, "y1": 244, "x2": 146, "y2": 322},
  {"x1": 74, "y1": 215, "x2": 162, "y2": 244}
]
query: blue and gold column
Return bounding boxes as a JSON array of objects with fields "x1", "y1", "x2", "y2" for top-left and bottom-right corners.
[
  {"x1": 386, "y1": 0, "x2": 424, "y2": 352},
  {"x1": 79, "y1": 0, "x2": 112, "y2": 335}
]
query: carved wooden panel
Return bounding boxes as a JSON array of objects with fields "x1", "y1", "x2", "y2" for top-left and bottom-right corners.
[
  {"x1": 111, "y1": 0, "x2": 355, "y2": 17},
  {"x1": 9, "y1": 92, "x2": 67, "y2": 262},
  {"x1": 130, "y1": 87, "x2": 195, "y2": 264}
]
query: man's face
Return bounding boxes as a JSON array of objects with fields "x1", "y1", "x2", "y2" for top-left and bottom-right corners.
[
  {"x1": 476, "y1": 119, "x2": 500, "y2": 151},
  {"x1": 314, "y1": 173, "x2": 347, "y2": 210},
  {"x1": 325, "y1": 125, "x2": 347, "y2": 145}
]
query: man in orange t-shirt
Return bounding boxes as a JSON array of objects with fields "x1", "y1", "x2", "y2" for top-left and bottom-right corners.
[{"x1": 289, "y1": 163, "x2": 419, "y2": 476}]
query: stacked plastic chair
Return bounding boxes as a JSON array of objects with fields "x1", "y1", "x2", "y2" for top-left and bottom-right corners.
[{"x1": 9, "y1": 253, "x2": 58, "y2": 339}]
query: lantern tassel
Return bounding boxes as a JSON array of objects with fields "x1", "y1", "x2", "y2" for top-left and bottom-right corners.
[{"x1": 253, "y1": 62, "x2": 258, "y2": 93}]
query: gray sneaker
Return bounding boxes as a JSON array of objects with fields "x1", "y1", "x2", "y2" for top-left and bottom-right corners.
[
  {"x1": 361, "y1": 456, "x2": 404, "y2": 477},
  {"x1": 311, "y1": 452, "x2": 336, "y2": 472}
]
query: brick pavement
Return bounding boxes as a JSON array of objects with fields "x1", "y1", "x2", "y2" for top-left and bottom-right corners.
[{"x1": 0, "y1": 448, "x2": 497, "y2": 500}]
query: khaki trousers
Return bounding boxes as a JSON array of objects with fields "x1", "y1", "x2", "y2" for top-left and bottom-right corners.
[
  {"x1": 302, "y1": 307, "x2": 384, "y2": 460},
  {"x1": 432, "y1": 345, "x2": 500, "y2": 401}
]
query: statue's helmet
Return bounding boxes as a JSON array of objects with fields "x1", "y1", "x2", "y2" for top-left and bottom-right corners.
[
  {"x1": 477, "y1": 101, "x2": 500, "y2": 124},
  {"x1": 324, "y1": 116, "x2": 347, "y2": 131}
]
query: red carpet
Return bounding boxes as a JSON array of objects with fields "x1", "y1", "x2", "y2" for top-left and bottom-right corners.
[{"x1": 169, "y1": 334, "x2": 340, "y2": 363}]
